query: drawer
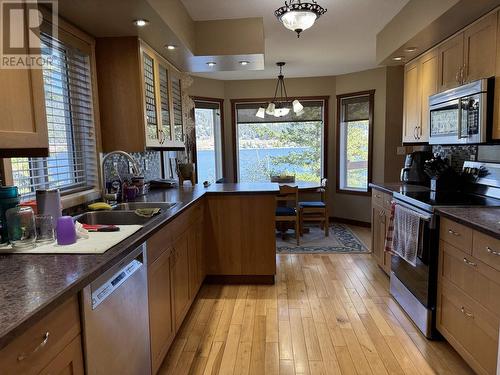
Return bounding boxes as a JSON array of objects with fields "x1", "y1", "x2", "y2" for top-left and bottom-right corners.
[
  {"x1": 473, "y1": 230, "x2": 500, "y2": 273},
  {"x1": 372, "y1": 189, "x2": 385, "y2": 207},
  {"x1": 147, "y1": 223, "x2": 173, "y2": 265},
  {"x1": 0, "y1": 296, "x2": 81, "y2": 375},
  {"x1": 440, "y1": 240, "x2": 500, "y2": 317},
  {"x1": 440, "y1": 217, "x2": 473, "y2": 254},
  {"x1": 438, "y1": 279, "x2": 499, "y2": 375}
]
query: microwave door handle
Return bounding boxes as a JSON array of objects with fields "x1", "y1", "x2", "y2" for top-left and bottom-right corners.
[{"x1": 458, "y1": 99, "x2": 466, "y2": 139}]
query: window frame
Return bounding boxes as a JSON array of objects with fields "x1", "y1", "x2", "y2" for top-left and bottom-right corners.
[
  {"x1": 1, "y1": 13, "x2": 102, "y2": 209},
  {"x1": 231, "y1": 96, "x2": 329, "y2": 183},
  {"x1": 335, "y1": 90, "x2": 375, "y2": 196},
  {"x1": 191, "y1": 96, "x2": 226, "y2": 182}
]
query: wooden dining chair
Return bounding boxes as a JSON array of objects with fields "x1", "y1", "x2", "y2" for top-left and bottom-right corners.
[
  {"x1": 275, "y1": 184, "x2": 300, "y2": 245},
  {"x1": 299, "y1": 178, "x2": 329, "y2": 236}
]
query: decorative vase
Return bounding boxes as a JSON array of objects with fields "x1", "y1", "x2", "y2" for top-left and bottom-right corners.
[{"x1": 177, "y1": 163, "x2": 196, "y2": 185}]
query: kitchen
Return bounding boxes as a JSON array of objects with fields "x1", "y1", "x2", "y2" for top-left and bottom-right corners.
[{"x1": 2, "y1": 0, "x2": 500, "y2": 374}]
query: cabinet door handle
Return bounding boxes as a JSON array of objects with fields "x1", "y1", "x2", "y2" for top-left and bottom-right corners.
[
  {"x1": 17, "y1": 331, "x2": 50, "y2": 361},
  {"x1": 460, "y1": 306, "x2": 474, "y2": 319},
  {"x1": 448, "y1": 229, "x2": 460, "y2": 236},
  {"x1": 375, "y1": 194, "x2": 381, "y2": 198},
  {"x1": 414, "y1": 126, "x2": 418, "y2": 140},
  {"x1": 463, "y1": 257, "x2": 477, "y2": 267},
  {"x1": 486, "y1": 246, "x2": 500, "y2": 256}
]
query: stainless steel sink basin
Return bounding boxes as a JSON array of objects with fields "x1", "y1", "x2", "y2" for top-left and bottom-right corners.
[
  {"x1": 112, "y1": 202, "x2": 178, "y2": 211},
  {"x1": 75, "y1": 211, "x2": 153, "y2": 226}
]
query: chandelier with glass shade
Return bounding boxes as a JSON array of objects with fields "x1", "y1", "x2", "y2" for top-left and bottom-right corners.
[
  {"x1": 275, "y1": 0, "x2": 327, "y2": 38},
  {"x1": 255, "y1": 62, "x2": 304, "y2": 119}
]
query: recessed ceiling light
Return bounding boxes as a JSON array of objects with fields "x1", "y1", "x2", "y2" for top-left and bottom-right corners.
[
  {"x1": 404, "y1": 47, "x2": 418, "y2": 53},
  {"x1": 239, "y1": 61, "x2": 250, "y2": 66},
  {"x1": 166, "y1": 45, "x2": 176, "y2": 50},
  {"x1": 393, "y1": 56, "x2": 404, "y2": 61},
  {"x1": 133, "y1": 19, "x2": 149, "y2": 27},
  {"x1": 207, "y1": 62, "x2": 216, "y2": 67}
]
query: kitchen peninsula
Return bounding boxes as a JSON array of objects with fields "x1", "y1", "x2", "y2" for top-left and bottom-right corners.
[{"x1": 0, "y1": 183, "x2": 277, "y2": 373}]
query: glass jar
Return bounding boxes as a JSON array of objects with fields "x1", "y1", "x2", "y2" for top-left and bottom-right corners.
[
  {"x1": 6, "y1": 206, "x2": 36, "y2": 249},
  {"x1": 0, "y1": 186, "x2": 20, "y2": 244}
]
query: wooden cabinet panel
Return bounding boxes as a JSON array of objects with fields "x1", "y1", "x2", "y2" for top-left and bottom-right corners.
[
  {"x1": 96, "y1": 37, "x2": 184, "y2": 152},
  {"x1": 0, "y1": 297, "x2": 80, "y2": 374},
  {"x1": 371, "y1": 204, "x2": 385, "y2": 269},
  {"x1": 172, "y1": 230, "x2": 190, "y2": 330},
  {"x1": 440, "y1": 240, "x2": 500, "y2": 317},
  {"x1": 438, "y1": 34, "x2": 464, "y2": 92},
  {"x1": 440, "y1": 217, "x2": 473, "y2": 254},
  {"x1": 0, "y1": 67, "x2": 48, "y2": 154},
  {"x1": 419, "y1": 50, "x2": 438, "y2": 142},
  {"x1": 403, "y1": 61, "x2": 420, "y2": 143},
  {"x1": 473, "y1": 230, "x2": 500, "y2": 273},
  {"x1": 148, "y1": 247, "x2": 174, "y2": 374},
  {"x1": 371, "y1": 189, "x2": 385, "y2": 208},
  {"x1": 39, "y1": 335, "x2": 84, "y2": 375},
  {"x1": 437, "y1": 279, "x2": 498, "y2": 375},
  {"x1": 464, "y1": 12, "x2": 497, "y2": 83},
  {"x1": 205, "y1": 194, "x2": 276, "y2": 277}
]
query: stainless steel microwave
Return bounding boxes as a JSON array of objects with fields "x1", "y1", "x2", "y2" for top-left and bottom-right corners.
[{"x1": 428, "y1": 78, "x2": 493, "y2": 145}]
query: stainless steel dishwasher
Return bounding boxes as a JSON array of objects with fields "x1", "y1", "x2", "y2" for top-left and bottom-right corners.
[{"x1": 81, "y1": 243, "x2": 151, "y2": 375}]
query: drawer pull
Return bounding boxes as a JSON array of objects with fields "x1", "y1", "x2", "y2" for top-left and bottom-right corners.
[
  {"x1": 463, "y1": 257, "x2": 477, "y2": 267},
  {"x1": 375, "y1": 194, "x2": 381, "y2": 198},
  {"x1": 460, "y1": 307, "x2": 474, "y2": 319},
  {"x1": 486, "y1": 246, "x2": 500, "y2": 256},
  {"x1": 17, "y1": 331, "x2": 50, "y2": 361},
  {"x1": 447, "y1": 229, "x2": 460, "y2": 236}
]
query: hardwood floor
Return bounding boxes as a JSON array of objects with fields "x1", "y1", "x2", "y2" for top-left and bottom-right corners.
[{"x1": 158, "y1": 226, "x2": 474, "y2": 375}]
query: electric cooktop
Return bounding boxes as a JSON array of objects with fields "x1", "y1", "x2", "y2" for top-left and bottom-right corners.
[{"x1": 393, "y1": 190, "x2": 500, "y2": 212}]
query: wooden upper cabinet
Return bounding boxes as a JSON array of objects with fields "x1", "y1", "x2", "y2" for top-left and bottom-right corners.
[
  {"x1": 95, "y1": 37, "x2": 184, "y2": 152},
  {"x1": 0, "y1": 61, "x2": 48, "y2": 156},
  {"x1": 437, "y1": 33, "x2": 465, "y2": 92},
  {"x1": 464, "y1": 12, "x2": 497, "y2": 83},
  {"x1": 403, "y1": 60, "x2": 420, "y2": 143},
  {"x1": 419, "y1": 50, "x2": 438, "y2": 143}
]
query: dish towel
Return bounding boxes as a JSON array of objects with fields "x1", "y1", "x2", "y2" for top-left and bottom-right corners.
[{"x1": 391, "y1": 204, "x2": 421, "y2": 266}]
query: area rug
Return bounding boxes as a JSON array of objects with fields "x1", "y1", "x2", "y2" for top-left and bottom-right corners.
[{"x1": 276, "y1": 223, "x2": 369, "y2": 254}]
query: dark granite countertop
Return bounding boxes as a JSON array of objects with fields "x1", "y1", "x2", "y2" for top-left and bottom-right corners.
[
  {"x1": 369, "y1": 182, "x2": 430, "y2": 195},
  {"x1": 0, "y1": 183, "x2": 279, "y2": 350},
  {"x1": 436, "y1": 207, "x2": 500, "y2": 240}
]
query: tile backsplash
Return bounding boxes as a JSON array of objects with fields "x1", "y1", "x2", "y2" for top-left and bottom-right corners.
[
  {"x1": 432, "y1": 145, "x2": 477, "y2": 172},
  {"x1": 102, "y1": 151, "x2": 162, "y2": 182}
]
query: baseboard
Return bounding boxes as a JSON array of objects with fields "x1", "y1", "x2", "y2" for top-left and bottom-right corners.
[
  {"x1": 204, "y1": 275, "x2": 275, "y2": 285},
  {"x1": 330, "y1": 216, "x2": 371, "y2": 228}
]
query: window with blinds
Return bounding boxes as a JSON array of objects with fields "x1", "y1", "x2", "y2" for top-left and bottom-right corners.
[
  {"x1": 337, "y1": 91, "x2": 374, "y2": 193},
  {"x1": 234, "y1": 99, "x2": 326, "y2": 183},
  {"x1": 172, "y1": 77, "x2": 183, "y2": 142},
  {"x1": 11, "y1": 33, "x2": 98, "y2": 198}
]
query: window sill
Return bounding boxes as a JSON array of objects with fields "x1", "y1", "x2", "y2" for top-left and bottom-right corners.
[
  {"x1": 336, "y1": 187, "x2": 371, "y2": 196},
  {"x1": 61, "y1": 188, "x2": 101, "y2": 210}
]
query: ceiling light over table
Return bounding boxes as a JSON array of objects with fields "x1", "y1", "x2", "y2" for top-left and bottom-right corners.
[
  {"x1": 275, "y1": 0, "x2": 327, "y2": 37},
  {"x1": 255, "y1": 62, "x2": 304, "y2": 119}
]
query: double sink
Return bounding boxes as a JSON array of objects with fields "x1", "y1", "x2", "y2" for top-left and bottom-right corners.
[{"x1": 76, "y1": 202, "x2": 179, "y2": 226}]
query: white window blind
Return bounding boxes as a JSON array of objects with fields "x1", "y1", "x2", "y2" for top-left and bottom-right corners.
[
  {"x1": 172, "y1": 77, "x2": 183, "y2": 141},
  {"x1": 11, "y1": 33, "x2": 98, "y2": 198}
]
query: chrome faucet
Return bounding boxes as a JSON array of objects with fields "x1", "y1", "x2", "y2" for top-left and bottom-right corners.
[{"x1": 101, "y1": 151, "x2": 142, "y2": 202}]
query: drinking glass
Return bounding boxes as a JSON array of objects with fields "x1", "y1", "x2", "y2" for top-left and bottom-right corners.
[
  {"x1": 6, "y1": 206, "x2": 36, "y2": 249},
  {"x1": 35, "y1": 214, "x2": 55, "y2": 244},
  {"x1": 56, "y1": 216, "x2": 77, "y2": 246}
]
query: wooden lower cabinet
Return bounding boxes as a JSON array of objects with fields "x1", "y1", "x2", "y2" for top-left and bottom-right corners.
[
  {"x1": 188, "y1": 217, "x2": 205, "y2": 299},
  {"x1": 39, "y1": 335, "x2": 84, "y2": 375},
  {"x1": 438, "y1": 222, "x2": 500, "y2": 374},
  {"x1": 148, "y1": 246, "x2": 174, "y2": 374},
  {"x1": 172, "y1": 230, "x2": 191, "y2": 331},
  {"x1": 371, "y1": 190, "x2": 391, "y2": 275},
  {"x1": 0, "y1": 296, "x2": 83, "y2": 375}
]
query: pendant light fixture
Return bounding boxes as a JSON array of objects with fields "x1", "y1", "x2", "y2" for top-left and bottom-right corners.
[
  {"x1": 275, "y1": 0, "x2": 327, "y2": 38},
  {"x1": 255, "y1": 62, "x2": 303, "y2": 119}
]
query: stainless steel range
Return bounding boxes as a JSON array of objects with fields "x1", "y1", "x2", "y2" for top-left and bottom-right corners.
[{"x1": 390, "y1": 161, "x2": 500, "y2": 338}]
